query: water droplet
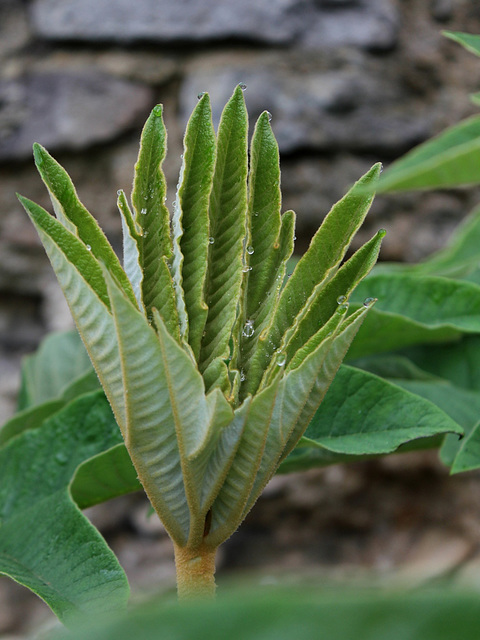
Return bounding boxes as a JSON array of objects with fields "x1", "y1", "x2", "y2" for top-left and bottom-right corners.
[
  {"x1": 208, "y1": 237, "x2": 215, "y2": 245},
  {"x1": 117, "y1": 189, "x2": 122, "y2": 196},
  {"x1": 254, "y1": 212, "x2": 259, "y2": 217},
  {"x1": 197, "y1": 91, "x2": 206, "y2": 100},
  {"x1": 180, "y1": 153, "x2": 184, "y2": 160},
  {"x1": 143, "y1": 194, "x2": 148, "y2": 201},
  {"x1": 337, "y1": 295, "x2": 347, "y2": 304},
  {"x1": 242, "y1": 265, "x2": 252, "y2": 273},
  {"x1": 337, "y1": 302, "x2": 349, "y2": 315},
  {"x1": 141, "y1": 208, "x2": 147, "y2": 215},
  {"x1": 143, "y1": 230, "x2": 149, "y2": 238},
  {"x1": 246, "y1": 245, "x2": 254, "y2": 255},
  {"x1": 276, "y1": 352, "x2": 286, "y2": 367},
  {"x1": 240, "y1": 370, "x2": 246, "y2": 382},
  {"x1": 266, "y1": 111, "x2": 273, "y2": 122},
  {"x1": 242, "y1": 320, "x2": 254, "y2": 338},
  {"x1": 239, "y1": 82, "x2": 247, "y2": 91},
  {"x1": 153, "y1": 105, "x2": 163, "y2": 117},
  {"x1": 55, "y1": 452, "x2": 68, "y2": 465},
  {"x1": 293, "y1": 235, "x2": 297, "y2": 241},
  {"x1": 86, "y1": 244, "x2": 91, "y2": 251},
  {"x1": 363, "y1": 297, "x2": 375, "y2": 307}
]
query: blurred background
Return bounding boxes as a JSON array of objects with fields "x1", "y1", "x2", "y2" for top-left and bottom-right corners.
[{"x1": 3, "y1": 0, "x2": 480, "y2": 636}]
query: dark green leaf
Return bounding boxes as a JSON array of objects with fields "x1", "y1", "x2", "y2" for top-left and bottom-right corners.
[{"x1": 0, "y1": 392, "x2": 128, "y2": 625}]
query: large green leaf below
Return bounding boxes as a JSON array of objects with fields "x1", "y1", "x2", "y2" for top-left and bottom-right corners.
[
  {"x1": 0, "y1": 391, "x2": 128, "y2": 626},
  {"x1": 279, "y1": 365, "x2": 462, "y2": 473},
  {"x1": 54, "y1": 588, "x2": 480, "y2": 640}
]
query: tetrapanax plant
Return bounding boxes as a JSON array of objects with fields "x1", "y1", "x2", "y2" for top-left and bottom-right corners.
[{"x1": 18, "y1": 85, "x2": 384, "y2": 598}]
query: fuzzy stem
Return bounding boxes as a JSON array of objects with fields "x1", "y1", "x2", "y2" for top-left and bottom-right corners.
[{"x1": 173, "y1": 543, "x2": 217, "y2": 600}]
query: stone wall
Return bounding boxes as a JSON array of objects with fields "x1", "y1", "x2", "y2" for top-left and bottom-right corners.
[{"x1": 2, "y1": 0, "x2": 480, "y2": 419}]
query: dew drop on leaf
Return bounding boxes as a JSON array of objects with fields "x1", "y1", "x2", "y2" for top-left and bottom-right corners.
[
  {"x1": 276, "y1": 352, "x2": 286, "y2": 366},
  {"x1": 363, "y1": 297, "x2": 375, "y2": 307},
  {"x1": 141, "y1": 208, "x2": 147, "y2": 215},
  {"x1": 86, "y1": 244, "x2": 91, "y2": 251},
  {"x1": 240, "y1": 370, "x2": 246, "y2": 381},
  {"x1": 242, "y1": 265, "x2": 252, "y2": 272},
  {"x1": 337, "y1": 295, "x2": 347, "y2": 304},
  {"x1": 239, "y1": 82, "x2": 247, "y2": 91},
  {"x1": 208, "y1": 237, "x2": 215, "y2": 244},
  {"x1": 242, "y1": 320, "x2": 254, "y2": 337},
  {"x1": 266, "y1": 111, "x2": 273, "y2": 122},
  {"x1": 197, "y1": 92, "x2": 206, "y2": 100},
  {"x1": 153, "y1": 105, "x2": 163, "y2": 117},
  {"x1": 246, "y1": 245, "x2": 254, "y2": 255},
  {"x1": 117, "y1": 189, "x2": 122, "y2": 196},
  {"x1": 337, "y1": 302, "x2": 349, "y2": 315}
]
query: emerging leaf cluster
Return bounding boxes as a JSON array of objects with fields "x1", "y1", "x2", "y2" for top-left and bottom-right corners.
[{"x1": 17, "y1": 85, "x2": 384, "y2": 552}]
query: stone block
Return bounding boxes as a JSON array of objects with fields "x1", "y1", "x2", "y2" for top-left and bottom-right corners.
[{"x1": 0, "y1": 71, "x2": 153, "y2": 160}]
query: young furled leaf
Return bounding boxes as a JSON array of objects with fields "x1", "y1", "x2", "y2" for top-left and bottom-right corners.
[{"x1": 17, "y1": 86, "x2": 389, "y2": 606}]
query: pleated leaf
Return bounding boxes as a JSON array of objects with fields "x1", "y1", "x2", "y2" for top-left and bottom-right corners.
[
  {"x1": 235, "y1": 111, "x2": 296, "y2": 394},
  {"x1": 33, "y1": 144, "x2": 136, "y2": 305},
  {"x1": 206, "y1": 381, "x2": 280, "y2": 547},
  {"x1": 19, "y1": 196, "x2": 127, "y2": 434},
  {"x1": 241, "y1": 306, "x2": 370, "y2": 518},
  {"x1": 199, "y1": 86, "x2": 248, "y2": 388},
  {"x1": 244, "y1": 163, "x2": 381, "y2": 396},
  {"x1": 284, "y1": 230, "x2": 385, "y2": 362},
  {"x1": 172, "y1": 93, "x2": 216, "y2": 358},
  {"x1": 131, "y1": 105, "x2": 179, "y2": 335}
]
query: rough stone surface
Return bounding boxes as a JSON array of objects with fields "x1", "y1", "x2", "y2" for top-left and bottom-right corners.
[
  {"x1": 30, "y1": 0, "x2": 304, "y2": 44},
  {"x1": 180, "y1": 52, "x2": 439, "y2": 155},
  {"x1": 0, "y1": 71, "x2": 153, "y2": 160}
]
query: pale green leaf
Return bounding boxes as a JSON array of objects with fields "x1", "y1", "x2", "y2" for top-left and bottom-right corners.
[
  {"x1": 117, "y1": 189, "x2": 143, "y2": 308},
  {"x1": 32, "y1": 144, "x2": 136, "y2": 305},
  {"x1": 451, "y1": 420, "x2": 480, "y2": 473},
  {"x1": 18, "y1": 196, "x2": 127, "y2": 433}
]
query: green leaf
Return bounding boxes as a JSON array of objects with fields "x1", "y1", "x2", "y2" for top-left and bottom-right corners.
[
  {"x1": 117, "y1": 189, "x2": 143, "y2": 308},
  {"x1": 401, "y1": 335, "x2": 480, "y2": 392},
  {"x1": 53, "y1": 586, "x2": 480, "y2": 640},
  {"x1": 235, "y1": 111, "x2": 296, "y2": 395},
  {"x1": 199, "y1": 86, "x2": 248, "y2": 389},
  {"x1": 206, "y1": 382, "x2": 279, "y2": 547},
  {"x1": 451, "y1": 420, "x2": 480, "y2": 473},
  {"x1": 71, "y1": 443, "x2": 141, "y2": 509},
  {"x1": 17, "y1": 329, "x2": 92, "y2": 410},
  {"x1": 32, "y1": 144, "x2": 136, "y2": 305},
  {"x1": 131, "y1": 104, "x2": 179, "y2": 336},
  {"x1": 348, "y1": 273, "x2": 480, "y2": 359},
  {"x1": 0, "y1": 392, "x2": 129, "y2": 625},
  {"x1": 104, "y1": 270, "x2": 236, "y2": 546},
  {"x1": 245, "y1": 163, "x2": 381, "y2": 397},
  {"x1": 241, "y1": 306, "x2": 369, "y2": 518},
  {"x1": 19, "y1": 196, "x2": 127, "y2": 434},
  {"x1": 376, "y1": 115, "x2": 480, "y2": 192},
  {"x1": 443, "y1": 30, "x2": 480, "y2": 57},
  {"x1": 282, "y1": 365, "x2": 462, "y2": 471},
  {"x1": 172, "y1": 93, "x2": 216, "y2": 358},
  {"x1": 284, "y1": 230, "x2": 385, "y2": 363},
  {"x1": 0, "y1": 399, "x2": 65, "y2": 447}
]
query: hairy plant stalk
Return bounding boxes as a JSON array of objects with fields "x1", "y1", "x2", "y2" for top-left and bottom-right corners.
[{"x1": 173, "y1": 543, "x2": 217, "y2": 600}]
